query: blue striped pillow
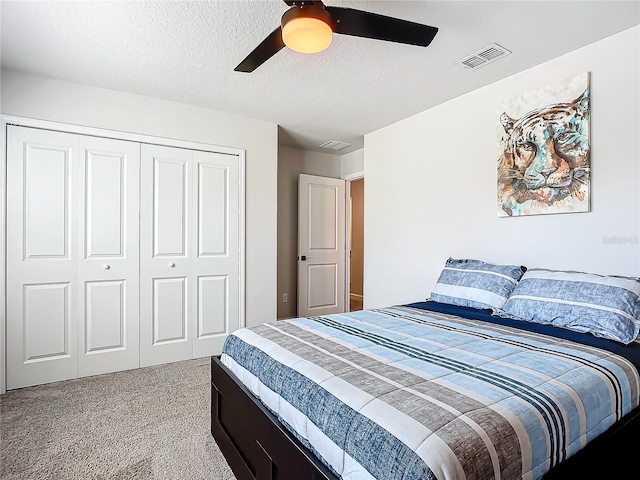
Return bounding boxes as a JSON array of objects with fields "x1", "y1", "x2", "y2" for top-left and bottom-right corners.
[
  {"x1": 501, "y1": 269, "x2": 640, "y2": 344},
  {"x1": 429, "y1": 258, "x2": 526, "y2": 311}
]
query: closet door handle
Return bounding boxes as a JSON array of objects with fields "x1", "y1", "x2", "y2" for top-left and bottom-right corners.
[
  {"x1": 103, "y1": 264, "x2": 110, "y2": 270},
  {"x1": 168, "y1": 263, "x2": 175, "y2": 268}
]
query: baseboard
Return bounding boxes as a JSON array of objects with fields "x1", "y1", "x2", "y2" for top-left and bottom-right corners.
[{"x1": 350, "y1": 293, "x2": 363, "y2": 302}]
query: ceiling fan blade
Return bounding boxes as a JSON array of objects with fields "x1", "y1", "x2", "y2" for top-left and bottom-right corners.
[
  {"x1": 325, "y1": 7, "x2": 438, "y2": 47},
  {"x1": 235, "y1": 26, "x2": 285, "y2": 73}
]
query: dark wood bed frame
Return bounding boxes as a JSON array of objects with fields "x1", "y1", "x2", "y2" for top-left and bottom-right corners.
[{"x1": 211, "y1": 355, "x2": 640, "y2": 480}]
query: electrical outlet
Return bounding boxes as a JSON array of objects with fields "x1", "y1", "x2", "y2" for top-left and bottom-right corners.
[{"x1": 282, "y1": 293, "x2": 288, "y2": 303}]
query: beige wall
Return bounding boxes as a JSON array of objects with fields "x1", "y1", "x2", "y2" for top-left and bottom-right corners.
[
  {"x1": 364, "y1": 26, "x2": 640, "y2": 309},
  {"x1": 349, "y1": 178, "x2": 364, "y2": 297},
  {"x1": 277, "y1": 146, "x2": 341, "y2": 319},
  {"x1": 341, "y1": 148, "x2": 364, "y2": 178},
  {"x1": 1, "y1": 69, "x2": 279, "y2": 328}
]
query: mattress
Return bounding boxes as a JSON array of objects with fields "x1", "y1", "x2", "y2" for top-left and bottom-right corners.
[{"x1": 220, "y1": 303, "x2": 640, "y2": 480}]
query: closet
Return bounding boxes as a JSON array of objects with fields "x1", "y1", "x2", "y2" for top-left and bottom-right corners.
[{"x1": 5, "y1": 125, "x2": 242, "y2": 390}]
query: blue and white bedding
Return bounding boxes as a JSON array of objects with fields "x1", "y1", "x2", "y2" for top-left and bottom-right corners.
[{"x1": 221, "y1": 304, "x2": 640, "y2": 480}]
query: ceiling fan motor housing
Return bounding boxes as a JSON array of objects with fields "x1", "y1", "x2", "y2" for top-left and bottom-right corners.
[{"x1": 281, "y1": 3, "x2": 335, "y2": 30}]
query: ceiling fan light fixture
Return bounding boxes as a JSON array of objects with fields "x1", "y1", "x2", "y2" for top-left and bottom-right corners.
[
  {"x1": 281, "y1": 5, "x2": 333, "y2": 54},
  {"x1": 235, "y1": 1, "x2": 439, "y2": 73}
]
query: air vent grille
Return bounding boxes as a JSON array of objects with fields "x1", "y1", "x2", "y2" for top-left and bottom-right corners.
[
  {"x1": 462, "y1": 56, "x2": 486, "y2": 69},
  {"x1": 319, "y1": 140, "x2": 351, "y2": 151},
  {"x1": 479, "y1": 46, "x2": 504, "y2": 61},
  {"x1": 456, "y1": 43, "x2": 511, "y2": 70}
]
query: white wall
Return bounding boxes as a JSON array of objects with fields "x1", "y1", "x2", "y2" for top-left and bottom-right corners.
[
  {"x1": 1, "y1": 69, "x2": 278, "y2": 328},
  {"x1": 341, "y1": 148, "x2": 364, "y2": 178},
  {"x1": 277, "y1": 146, "x2": 341, "y2": 319},
  {"x1": 364, "y1": 26, "x2": 640, "y2": 309}
]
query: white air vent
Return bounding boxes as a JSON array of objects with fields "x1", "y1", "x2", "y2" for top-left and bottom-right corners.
[
  {"x1": 456, "y1": 43, "x2": 511, "y2": 70},
  {"x1": 319, "y1": 140, "x2": 351, "y2": 151}
]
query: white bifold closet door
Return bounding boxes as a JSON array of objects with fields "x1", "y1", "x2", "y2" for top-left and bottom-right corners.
[
  {"x1": 77, "y1": 135, "x2": 140, "y2": 378},
  {"x1": 139, "y1": 144, "x2": 239, "y2": 367},
  {"x1": 6, "y1": 126, "x2": 140, "y2": 389}
]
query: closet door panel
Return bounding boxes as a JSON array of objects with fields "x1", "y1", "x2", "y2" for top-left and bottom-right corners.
[
  {"x1": 85, "y1": 152, "x2": 125, "y2": 257},
  {"x1": 198, "y1": 163, "x2": 228, "y2": 256},
  {"x1": 24, "y1": 148, "x2": 69, "y2": 257},
  {"x1": 84, "y1": 280, "x2": 125, "y2": 352},
  {"x1": 197, "y1": 275, "x2": 228, "y2": 338},
  {"x1": 77, "y1": 136, "x2": 140, "y2": 377},
  {"x1": 192, "y1": 151, "x2": 240, "y2": 358},
  {"x1": 153, "y1": 277, "x2": 188, "y2": 343},
  {"x1": 24, "y1": 283, "x2": 71, "y2": 361},
  {"x1": 140, "y1": 144, "x2": 193, "y2": 367},
  {"x1": 6, "y1": 126, "x2": 79, "y2": 389},
  {"x1": 154, "y1": 158, "x2": 188, "y2": 257}
]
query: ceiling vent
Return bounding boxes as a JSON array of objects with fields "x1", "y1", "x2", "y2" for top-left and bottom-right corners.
[
  {"x1": 456, "y1": 43, "x2": 511, "y2": 70},
  {"x1": 319, "y1": 140, "x2": 351, "y2": 151}
]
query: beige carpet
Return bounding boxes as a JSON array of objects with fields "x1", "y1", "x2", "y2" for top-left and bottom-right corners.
[{"x1": 0, "y1": 358, "x2": 236, "y2": 480}]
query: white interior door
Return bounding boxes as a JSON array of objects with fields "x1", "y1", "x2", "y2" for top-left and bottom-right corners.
[
  {"x1": 140, "y1": 144, "x2": 241, "y2": 366},
  {"x1": 6, "y1": 126, "x2": 79, "y2": 389},
  {"x1": 298, "y1": 174, "x2": 346, "y2": 317},
  {"x1": 77, "y1": 136, "x2": 140, "y2": 377}
]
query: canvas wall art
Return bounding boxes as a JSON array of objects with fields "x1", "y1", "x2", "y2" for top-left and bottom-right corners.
[{"x1": 497, "y1": 72, "x2": 590, "y2": 217}]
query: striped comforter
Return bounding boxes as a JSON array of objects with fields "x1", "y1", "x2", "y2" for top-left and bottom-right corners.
[{"x1": 221, "y1": 306, "x2": 640, "y2": 480}]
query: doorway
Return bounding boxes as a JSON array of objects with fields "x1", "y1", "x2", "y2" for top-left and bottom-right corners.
[{"x1": 349, "y1": 178, "x2": 364, "y2": 311}]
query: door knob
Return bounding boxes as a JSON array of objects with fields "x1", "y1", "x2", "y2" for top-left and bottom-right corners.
[
  {"x1": 168, "y1": 262, "x2": 175, "y2": 268},
  {"x1": 103, "y1": 264, "x2": 110, "y2": 270}
]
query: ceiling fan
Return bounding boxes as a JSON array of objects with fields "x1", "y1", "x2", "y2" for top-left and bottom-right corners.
[{"x1": 235, "y1": 0, "x2": 439, "y2": 73}]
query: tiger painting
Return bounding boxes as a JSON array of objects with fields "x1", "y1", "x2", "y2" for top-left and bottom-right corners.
[{"x1": 497, "y1": 80, "x2": 590, "y2": 217}]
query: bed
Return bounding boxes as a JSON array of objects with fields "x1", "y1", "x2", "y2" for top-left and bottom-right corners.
[{"x1": 211, "y1": 261, "x2": 640, "y2": 480}]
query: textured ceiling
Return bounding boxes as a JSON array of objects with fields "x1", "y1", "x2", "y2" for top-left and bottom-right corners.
[{"x1": 1, "y1": 1, "x2": 639, "y2": 155}]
